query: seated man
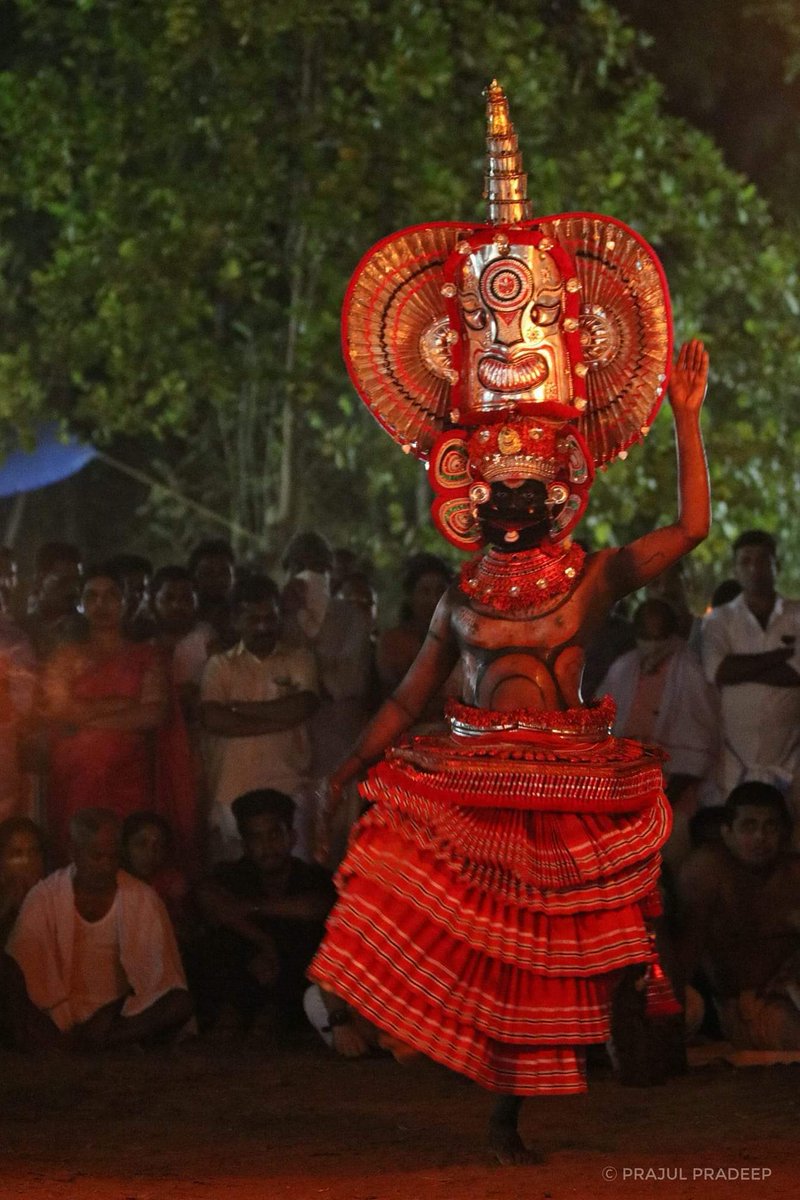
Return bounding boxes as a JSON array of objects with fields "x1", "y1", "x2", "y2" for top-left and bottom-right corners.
[
  {"x1": 191, "y1": 789, "x2": 335, "y2": 1036},
  {"x1": 6, "y1": 807, "x2": 191, "y2": 1051},
  {"x1": 676, "y1": 782, "x2": 800, "y2": 1049}
]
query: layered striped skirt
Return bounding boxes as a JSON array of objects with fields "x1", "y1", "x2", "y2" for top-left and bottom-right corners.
[{"x1": 310, "y1": 703, "x2": 670, "y2": 1095}]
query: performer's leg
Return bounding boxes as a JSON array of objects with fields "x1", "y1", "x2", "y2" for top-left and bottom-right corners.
[{"x1": 487, "y1": 1094, "x2": 543, "y2": 1165}]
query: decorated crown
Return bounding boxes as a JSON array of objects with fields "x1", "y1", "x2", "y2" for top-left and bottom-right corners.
[
  {"x1": 342, "y1": 82, "x2": 672, "y2": 548},
  {"x1": 467, "y1": 419, "x2": 560, "y2": 484}
]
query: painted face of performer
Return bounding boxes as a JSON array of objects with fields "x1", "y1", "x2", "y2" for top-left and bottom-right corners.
[
  {"x1": 457, "y1": 244, "x2": 573, "y2": 416},
  {"x1": 477, "y1": 479, "x2": 551, "y2": 552}
]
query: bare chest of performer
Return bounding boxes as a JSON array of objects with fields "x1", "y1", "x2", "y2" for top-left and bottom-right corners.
[{"x1": 444, "y1": 552, "x2": 613, "y2": 713}]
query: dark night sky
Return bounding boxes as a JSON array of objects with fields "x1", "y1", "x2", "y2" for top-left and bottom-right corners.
[{"x1": 615, "y1": 0, "x2": 800, "y2": 219}]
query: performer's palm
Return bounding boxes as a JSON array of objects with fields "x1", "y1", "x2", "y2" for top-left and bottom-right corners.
[{"x1": 668, "y1": 338, "x2": 708, "y2": 414}]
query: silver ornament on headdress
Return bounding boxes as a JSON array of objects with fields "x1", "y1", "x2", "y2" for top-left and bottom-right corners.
[{"x1": 483, "y1": 80, "x2": 532, "y2": 225}]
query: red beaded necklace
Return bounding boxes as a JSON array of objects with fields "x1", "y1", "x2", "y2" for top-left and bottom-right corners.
[{"x1": 459, "y1": 542, "x2": 585, "y2": 614}]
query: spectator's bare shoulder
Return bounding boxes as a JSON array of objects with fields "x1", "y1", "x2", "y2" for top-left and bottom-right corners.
[{"x1": 677, "y1": 842, "x2": 729, "y2": 900}]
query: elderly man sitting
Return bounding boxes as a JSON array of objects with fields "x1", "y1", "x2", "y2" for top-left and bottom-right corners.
[{"x1": 6, "y1": 807, "x2": 191, "y2": 1051}]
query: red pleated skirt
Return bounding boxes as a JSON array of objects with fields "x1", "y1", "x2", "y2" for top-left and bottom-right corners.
[{"x1": 310, "y1": 716, "x2": 670, "y2": 1096}]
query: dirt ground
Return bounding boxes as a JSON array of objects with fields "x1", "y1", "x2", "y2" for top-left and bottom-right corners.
[{"x1": 0, "y1": 1035, "x2": 797, "y2": 1200}]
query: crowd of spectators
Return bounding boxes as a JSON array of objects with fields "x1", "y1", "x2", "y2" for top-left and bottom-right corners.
[
  {"x1": 0, "y1": 526, "x2": 798, "y2": 1061},
  {"x1": 0, "y1": 533, "x2": 452, "y2": 1053},
  {"x1": 593, "y1": 529, "x2": 800, "y2": 1055}
]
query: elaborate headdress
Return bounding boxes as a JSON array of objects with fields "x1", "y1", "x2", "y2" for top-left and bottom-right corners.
[{"x1": 343, "y1": 82, "x2": 672, "y2": 550}]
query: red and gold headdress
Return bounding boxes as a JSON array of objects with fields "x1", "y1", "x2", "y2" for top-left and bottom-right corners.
[{"x1": 343, "y1": 82, "x2": 672, "y2": 549}]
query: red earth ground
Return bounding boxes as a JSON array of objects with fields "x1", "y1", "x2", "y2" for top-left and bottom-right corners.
[{"x1": 0, "y1": 1037, "x2": 797, "y2": 1200}]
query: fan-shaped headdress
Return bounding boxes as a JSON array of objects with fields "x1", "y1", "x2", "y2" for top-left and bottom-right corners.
[{"x1": 343, "y1": 82, "x2": 672, "y2": 549}]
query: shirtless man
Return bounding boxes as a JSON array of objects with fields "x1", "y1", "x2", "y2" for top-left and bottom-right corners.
[
  {"x1": 318, "y1": 339, "x2": 709, "y2": 1162},
  {"x1": 330, "y1": 336, "x2": 707, "y2": 772},
  {"x1": 310, "y1": 83, "x2": 711, "y2": 1165},
  {"x1": 677, "y1": 781, "x2": 800, "y2": 1049}
]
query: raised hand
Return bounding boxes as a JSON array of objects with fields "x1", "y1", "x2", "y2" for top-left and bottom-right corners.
[{"x1": 668, "y1": 338, "x2": 709, "y2": 416}]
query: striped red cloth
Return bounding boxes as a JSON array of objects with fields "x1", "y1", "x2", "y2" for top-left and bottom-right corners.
[{"x1": 310, "y1": 716, "x2": 671, "y2": 1096}]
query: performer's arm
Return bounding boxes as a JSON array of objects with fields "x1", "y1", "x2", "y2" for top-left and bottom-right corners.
[
  {"x1": 605, "y1": 339, "x2": 710, "y2": 600},
  {"x1": 330, "y1": 591, "x2": 459, "y2": 794}
]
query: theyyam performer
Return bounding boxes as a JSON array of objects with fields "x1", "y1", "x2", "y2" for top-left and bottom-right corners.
[{"x1": 310, "y1": 82, "x2": 709, "y2": 1164}]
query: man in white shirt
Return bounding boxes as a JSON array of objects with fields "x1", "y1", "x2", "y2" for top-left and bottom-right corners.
[
  {"x1": 200, "y1": 575, "x2": 319, "y2": 860},
  {"x1": 6, "y1": 808, "x2": 191, "y2": 1051},
  {"x1": 701, "y1": 530, "x2": 800, "y2": 808}
]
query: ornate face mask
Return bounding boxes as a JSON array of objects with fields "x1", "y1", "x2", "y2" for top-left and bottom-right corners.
[
  {"x1": 343, "y1": 82, "x2": 672, "y2": 550},
  {"x1": 439, "y1": 228, "x2": 588, "y2": 424}
]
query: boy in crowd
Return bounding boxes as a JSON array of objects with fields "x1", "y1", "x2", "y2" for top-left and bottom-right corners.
[
  {"x1": 191, "y1": 789, "x2": 335, "y2": 1037},
  {"x1": 677, "y1": 782, "x2": 800, "y2": 1049}
]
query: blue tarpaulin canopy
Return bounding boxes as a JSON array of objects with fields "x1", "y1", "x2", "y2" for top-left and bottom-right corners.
[
  {"x1": 0, "y1": 423, "x2": 259, "y2": 544},
  {"x1": 0, "y1": 424, "x2": 96, "y2": 498}
]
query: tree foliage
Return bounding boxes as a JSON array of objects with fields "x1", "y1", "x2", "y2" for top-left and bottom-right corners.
[{"x1": 0, "y1": 0, "x2": 798, "y2": 588}]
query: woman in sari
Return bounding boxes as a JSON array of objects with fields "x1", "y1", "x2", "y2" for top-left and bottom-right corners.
[{"x1": 41, "y1": 565, "x2": 168, "y2": 862}]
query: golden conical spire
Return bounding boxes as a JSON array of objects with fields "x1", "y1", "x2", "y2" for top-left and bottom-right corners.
[{"x1": 483, "y1": 80, "x2": 532, "y2": 225}]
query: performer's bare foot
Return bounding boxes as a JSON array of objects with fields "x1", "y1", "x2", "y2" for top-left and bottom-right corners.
[
  {"x1": 488, "y1": 1095, "x2": 543, "y2": 1165},
  {"x1": 377, "y1": 1031, "x2": 421, "y2": 1062}
]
